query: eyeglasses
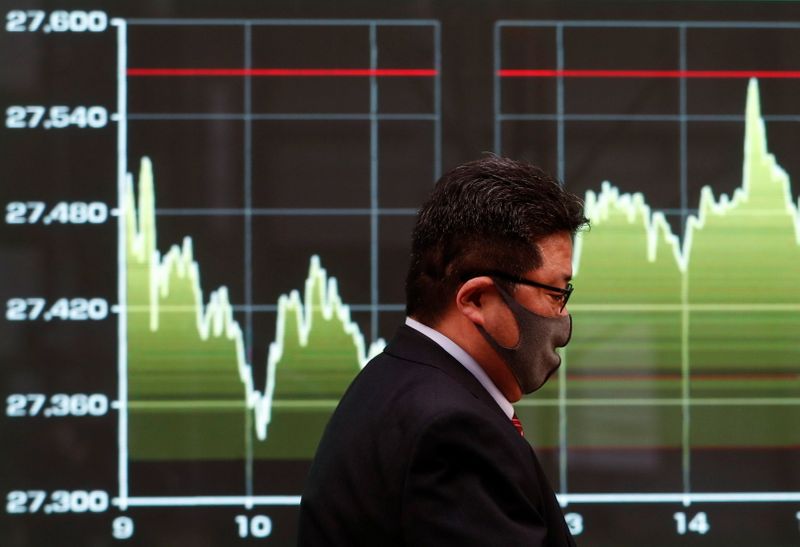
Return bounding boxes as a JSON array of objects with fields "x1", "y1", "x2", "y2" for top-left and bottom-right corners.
[{"x1": 465, "y1": 270, "x2": 574, "y2": 312}]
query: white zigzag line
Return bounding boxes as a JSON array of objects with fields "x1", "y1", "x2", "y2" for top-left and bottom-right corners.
[
  {"x1": 574, "y1": 79, "x2": 800, "y2": 276},
  {"x1": 125, "y1": 157, "x2": 385, "y2": 441}
]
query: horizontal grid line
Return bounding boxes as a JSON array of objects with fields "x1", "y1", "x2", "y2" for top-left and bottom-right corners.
[
  {"x1": 497, "y1": 20, "x2": 800, "y2": 29},
  {"x1": 114, "y1": 303, "x2": 799, "y2": 312},
  {"x1": 114, "y1": 492, "x2": 800, "y2": 508},
  {"x1": 126, "y1": 398, "x2": 800, "y2": 409},
  {"x1": 517, "y1": 398, "x2": 800, "y2": 407},
  {"x1": 499, "y1": 114, "x2": 800, "y2": 122},
  {"x1": 237, "y1": 304, "x2": 405, "y2": 312},
  {"x1": 116, "y1": 496, "x2": 301, "y2": 507},
  {"x1": 148, "y1": 207, "x2": 787, "y2": 219},
  {"x1": 154, "y1": 208, "x2": 418, "y2": 216},
  {"x1": 128, "y1": 68, "x2": 437, "y2": 78},
  {"x1": 127, "y1": 400, "x2": 341, "y2": 409},
  {"x1": 148, "y1": 208, "x2": 742, "y2": 218},
  {"x1": 117, "y1": 304, "x2": 406, "y2": 313},
  {"x1": 141, "y1": 208, "x2": 693, "y2": 217},
  {"x1": 125, "y1": 18, "x2": 439, "y2": 27},
  {"x1": 127, "y1": 113, "x2": 438, "y2": 121},
  {"x1": 559, "y1": 492, "x2": 800, "y2": 504},
  {"x1": 568, "y1": 304, "x2": 800, "y2": 311}
]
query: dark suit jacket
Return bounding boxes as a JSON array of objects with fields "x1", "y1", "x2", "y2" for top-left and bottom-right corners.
[{"x1": 298, "y1": 325, "x2": 576, "y2": 546}]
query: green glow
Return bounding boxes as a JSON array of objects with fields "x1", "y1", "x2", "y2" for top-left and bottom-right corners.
[
  {"x1": 128, "y1": 79, "x2": 799, "y2": 460},
  {"x1": 125, "y1": 160, "x2": 383, "y2": 460},
  {"x1": 520, "y1": 79, "x2": 800, "y2": 450}
]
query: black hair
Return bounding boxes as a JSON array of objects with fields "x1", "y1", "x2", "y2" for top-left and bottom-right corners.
[{"x1": 405, "y1": 155, "x2": 589, "y2": 325}]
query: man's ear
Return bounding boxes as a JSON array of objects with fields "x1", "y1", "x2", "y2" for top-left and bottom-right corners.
[{"x1": 455, "y1": 277, "x2": 495, "y2": 326}]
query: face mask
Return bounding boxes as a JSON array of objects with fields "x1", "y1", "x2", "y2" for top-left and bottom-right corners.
[{"x1": 476, "y1": 283, "x2": 572, "y2": 394}]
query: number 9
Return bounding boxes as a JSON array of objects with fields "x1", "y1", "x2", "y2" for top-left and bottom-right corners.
[{"x1": 112, "y1": 516, "x2": 134, "y2": 539}]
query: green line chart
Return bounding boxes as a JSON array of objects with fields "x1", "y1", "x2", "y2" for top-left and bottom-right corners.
[
  {"x1": 519, "y1": 80, "x2": 800, "y2": 459},
  {"x1": 125, "y1": 158, "x2": 384, "y2": 460},
  {"x1": 125, "y1": 79, "x2": 800, "y2": 464}
]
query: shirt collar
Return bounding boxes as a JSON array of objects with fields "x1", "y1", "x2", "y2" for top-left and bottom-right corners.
[{"x1": 405, "y1": 317, "x2": 515, "y2": 419}]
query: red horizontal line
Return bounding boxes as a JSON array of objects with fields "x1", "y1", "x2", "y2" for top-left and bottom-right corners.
[
  {"x1": 499, "y1": 69, "x2": 800, "y2": 79},
  {"x1": 127, "y1": 68, "x2": 437, "y2": 77}
]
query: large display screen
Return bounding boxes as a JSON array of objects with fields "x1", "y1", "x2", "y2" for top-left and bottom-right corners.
[{"x1": 2, "y1": 2, "x2": 799, "y2": 545}]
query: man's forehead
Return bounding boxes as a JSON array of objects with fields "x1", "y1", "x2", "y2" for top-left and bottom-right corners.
[{"x1": 529, "y1": 233, "x2": 573, "y2": 280}]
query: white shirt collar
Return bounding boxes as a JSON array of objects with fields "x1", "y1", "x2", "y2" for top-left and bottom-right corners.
[{"x1": 405, "y1": 317, "x2": 514, "y2": 419}]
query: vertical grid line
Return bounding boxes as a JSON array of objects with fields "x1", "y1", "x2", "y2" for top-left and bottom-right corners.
[
  {"x1": 434, "y1": 22, "x2": 442, "y2": 180},
  {"x1": 243, "y1": 21, "x2": 254, "y2": 505},
  {"x1": 370, "y1": 24, "x2": 379, "y2": 343},
  {"x1": 679, "y1": 24, "x2": 692, "y2": 505},
  {"x1": 113, "y1": 17, "x2": 129, "y2": 510},
  {"x1": 681, "y1": 265, "x2": 691, "y2": 506},
  {"x1": 493, "y1": 23, "x2": 502, "y2": 153},
  {"x1": 679, "y1": 26, "x2": 689, "y2": 238},
  {"x1": 556, "y1": 24, "x2": 566, "y2": 184},
  {"x1": 556, "y1": 23, "x2": 568, "y2": 503}
]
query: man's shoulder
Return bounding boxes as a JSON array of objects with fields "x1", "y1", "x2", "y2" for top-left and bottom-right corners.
[
  {"x1": 319, "y1": 324, "x2": 513, "y2": 456},
  {"x1": 354, "y1": 346, "x2": 482, "y2": 414},
  {"x1": 356, "y1": 325, "x2": 457, "y2": 381}
]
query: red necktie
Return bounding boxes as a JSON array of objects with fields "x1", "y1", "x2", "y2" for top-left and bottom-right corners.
[{"x1": 511, "y1": 413, "x2": 525, "y2": 437}]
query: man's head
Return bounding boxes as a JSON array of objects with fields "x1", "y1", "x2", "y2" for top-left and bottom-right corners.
[{"x1": 405, "y1": 156, "x2": 588, "y2": 400}]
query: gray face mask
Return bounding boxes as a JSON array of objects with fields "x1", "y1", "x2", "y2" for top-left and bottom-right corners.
[{"x1": 476, "y1": 283, "x2": 572, "y2": 394}]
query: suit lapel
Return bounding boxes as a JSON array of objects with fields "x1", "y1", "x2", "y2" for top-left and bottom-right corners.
[{"x1": 384, "y1": 325, "x2": 509, "y2": 421}]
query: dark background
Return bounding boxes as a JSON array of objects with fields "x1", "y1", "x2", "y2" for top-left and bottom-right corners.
[{"x1": 2, "y1": 1, "x2": 800, "y2": 545}]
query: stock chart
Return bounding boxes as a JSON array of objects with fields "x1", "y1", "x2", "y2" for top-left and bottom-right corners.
[{"x1": 2, "y1": 2, "x2": 800, "y2": 546}]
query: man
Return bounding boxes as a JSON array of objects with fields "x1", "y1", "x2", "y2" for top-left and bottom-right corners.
[{"x1": 298, "y1": 156, "x2": 588, "y2": 545}]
